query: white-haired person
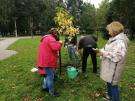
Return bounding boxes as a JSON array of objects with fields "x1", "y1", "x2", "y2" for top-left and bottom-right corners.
[{"x1": 93, "y1": 21, "x2": 129, "y2": 101}]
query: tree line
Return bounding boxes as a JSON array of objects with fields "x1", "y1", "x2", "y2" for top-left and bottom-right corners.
[
  {"x1": 0, "y1": 0, "x2": 96, "y2": 37},
  {"x1": 0, "y1": 0, "x2": 135, "y2": 39}
]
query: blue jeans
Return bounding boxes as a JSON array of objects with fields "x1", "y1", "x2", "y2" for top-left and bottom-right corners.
[
  {"x1": 67, "y1": 45, "x2": 78, "y2": 62},
  {"x1": 44, "y1": 68, "x2": 55, "y2": 94},
  {"x1": 107, "y1": 83, "x2": 120, "y2": 101}
]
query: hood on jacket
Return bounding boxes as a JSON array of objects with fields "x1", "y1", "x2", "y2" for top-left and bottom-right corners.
[{"x1": 40, "y1": 35, "x2": 49, "y2": 42}]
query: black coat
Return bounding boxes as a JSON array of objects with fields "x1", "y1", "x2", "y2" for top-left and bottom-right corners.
[{"x1": 78, "y1": 35, "x2": 97, "y2": 49}]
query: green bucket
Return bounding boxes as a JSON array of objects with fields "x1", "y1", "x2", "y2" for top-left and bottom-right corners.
[{"x1": 67, "y1": 66, "x2": 78, "y2": 79}]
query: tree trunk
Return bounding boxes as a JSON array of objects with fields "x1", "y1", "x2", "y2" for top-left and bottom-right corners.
[
  {"x1": 14, "y1": 18, "x2": 18, "y2": 37},
  {"x1": 59, "y1": 50, "x2": 62, "y2": 75},
  {"x1": 29, "y1": 17, "x2": 33, "y2": 38}
]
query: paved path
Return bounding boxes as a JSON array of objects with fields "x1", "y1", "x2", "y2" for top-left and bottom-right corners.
[{"x1": 0, "y1": 37, "x2": 31, "y2": 60}]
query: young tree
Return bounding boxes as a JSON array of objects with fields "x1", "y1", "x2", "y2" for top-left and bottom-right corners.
[{"x1": 54, "y1": 7, "x2": 79, "y2": 37}]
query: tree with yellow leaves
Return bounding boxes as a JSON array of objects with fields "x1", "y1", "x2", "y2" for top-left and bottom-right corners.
[{"x1": 54, "y1": 7, "x2": 79, "y2": 37}]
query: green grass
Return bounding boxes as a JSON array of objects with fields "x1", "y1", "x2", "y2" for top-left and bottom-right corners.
[{"x1": 0, "y1": 36, "x2": 135, "y2": 101}]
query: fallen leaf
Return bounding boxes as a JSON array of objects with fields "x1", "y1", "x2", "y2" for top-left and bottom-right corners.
[
  {"x1": 34, "y1": 98, "x2": 43, "y2": 101},
  {"x1": 95, "y1": 92, "x2": 100, "y2": 97},
  {"x1": 22, "y1": 96, "x2": 31, "y2": 101}
]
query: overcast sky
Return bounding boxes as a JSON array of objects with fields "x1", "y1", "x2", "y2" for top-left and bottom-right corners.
[{"x1": 83, "y1": 0, "x2": 102, "y2": 8}]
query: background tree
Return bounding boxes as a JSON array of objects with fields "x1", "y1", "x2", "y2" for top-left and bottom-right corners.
[
  {"x1": 0, "y1": 0, "x2": 63, "y2": 36},
  {"x1": 96, "y1": 0, "x2": 110, "y2": 39},
  {"x1": 106, "y1": 0, "x2": 135, "y2": 39},
  {"x1": 79, "y1": 3, "x2": 96, "y2": 34},
  {"x1": 66, "y1": 0, "x2": 96, "y2": 35},
  {"x1": 0, "y1": 0, "x2": 13, "y2": 36},
  {"x1": 66, "y1": 0, "x2": 83, "y2": 26}
]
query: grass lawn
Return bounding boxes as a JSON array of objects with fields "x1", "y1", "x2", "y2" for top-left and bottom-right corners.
[{"x1": 0, "y1": 35, "x2": 135, "y2": 101}]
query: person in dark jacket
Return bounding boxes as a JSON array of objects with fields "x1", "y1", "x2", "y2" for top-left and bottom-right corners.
[{"x1": 78, "y1": 35, "x2": 97, "y2": 73}]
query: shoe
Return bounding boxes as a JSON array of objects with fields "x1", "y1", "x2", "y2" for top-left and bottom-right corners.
[
  {"x1": 50, "y1": 91, "x2": 60, "y2": 97},
  {"x1": 103, "y1": 92, "x2": 111, "y2": 101},
  {"x1": 41, "y1": 88, "x2": 49, "y2": 92}
]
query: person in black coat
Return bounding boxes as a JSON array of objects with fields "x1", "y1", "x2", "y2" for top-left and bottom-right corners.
[{"x1": 78, "y1": 35, "x2": 98, "y2": 73}]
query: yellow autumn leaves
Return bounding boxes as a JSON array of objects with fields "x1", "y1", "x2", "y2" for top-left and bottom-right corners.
[{"x1": 54, "y1": 7, "x2": 79, "y2": 37}]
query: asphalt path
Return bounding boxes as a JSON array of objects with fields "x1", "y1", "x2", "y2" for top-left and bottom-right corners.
[{"x1": 0, "y1": 37, "x2": 31, "y2": 60}]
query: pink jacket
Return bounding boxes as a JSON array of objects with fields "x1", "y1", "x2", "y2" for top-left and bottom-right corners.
[{"x1": 37, "y1": 34, "x2": 62, "y2": 68}]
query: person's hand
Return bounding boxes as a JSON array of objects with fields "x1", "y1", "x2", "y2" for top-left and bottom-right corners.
[
  {"x1": 92, "y1": 48, "x2": 102, "y2": 56},
  {"x1": 92, "y1": 48, "x2": 100, "y2": 53},
  {"x1": 59, "y1": 40, "x2": 63, "y2": 44}
]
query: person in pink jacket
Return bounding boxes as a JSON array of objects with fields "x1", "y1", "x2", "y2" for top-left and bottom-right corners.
[{"x1": 37, "y1": 28, "x2": 62, "y2": 97}]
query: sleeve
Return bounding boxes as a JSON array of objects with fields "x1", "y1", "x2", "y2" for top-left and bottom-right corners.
[
  {"x1": 101, "y1": 40, "x2": 127, "y2": 62},
  {"x1": 49, "y1": 37, "x2": 62, "y2": 51}
]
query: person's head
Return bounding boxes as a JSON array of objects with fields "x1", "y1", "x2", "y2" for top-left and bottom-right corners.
[
  {"x1": 47, "y1": 28, "x2": 60, "y2": 41},
  {"x1": 106, "y1": 21, "x2": 124, "y2": 37}
]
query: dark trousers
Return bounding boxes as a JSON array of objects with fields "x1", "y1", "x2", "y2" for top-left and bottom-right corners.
[{"x1": 82, "y1": 47, "x2": 97, "y2": 73}]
